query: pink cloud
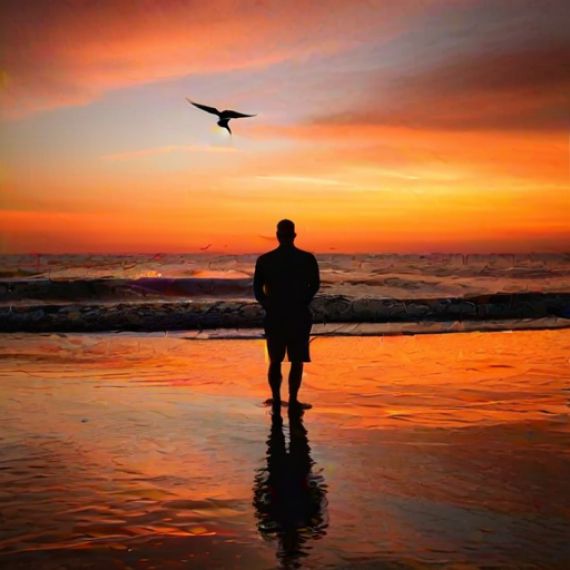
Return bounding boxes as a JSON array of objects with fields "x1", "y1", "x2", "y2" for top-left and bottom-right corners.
[
  {"x1": 311, "y1": 43, "x2": 570, "y2": 132},
  {"x1": 0, "y1": 0, "x2": 438, "y2": 119}
]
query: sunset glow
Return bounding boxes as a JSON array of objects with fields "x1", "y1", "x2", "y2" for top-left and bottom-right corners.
[{"x1": 1, "y1": 0, "x2": 568, "y2": 253}]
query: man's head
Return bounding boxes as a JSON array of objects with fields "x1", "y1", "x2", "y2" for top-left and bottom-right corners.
[{"x1": 276, "y1": 219, "x2": 296, "y2": 245}]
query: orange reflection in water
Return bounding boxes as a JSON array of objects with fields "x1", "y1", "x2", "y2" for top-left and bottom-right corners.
[
  {"x1": 0, "y1": 329, "x2": 569, "y2": 568},
  {"x1": 4, "y1": 328, "x2": 565, "y2": 430}
]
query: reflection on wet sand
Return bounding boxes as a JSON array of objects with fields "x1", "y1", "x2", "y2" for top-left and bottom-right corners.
[
  {"x1": 253, "y1": 406, "x2": 328, "y2": 568},
  {"x1": 0, "y1": 330, "x2": 569, "y2": 568}
]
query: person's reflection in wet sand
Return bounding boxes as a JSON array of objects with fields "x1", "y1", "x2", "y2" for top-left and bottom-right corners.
[{"x1": 253, "y1": 405, "x2": 328, "y2": 569}]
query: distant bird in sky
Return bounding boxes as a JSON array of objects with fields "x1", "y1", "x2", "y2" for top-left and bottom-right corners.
[
  {"x1": 187, "y1": 99, "x2": 256, "y2": 135},
  {"x1": 199, "y1": 243, "x2": 213, "y2": 251}
]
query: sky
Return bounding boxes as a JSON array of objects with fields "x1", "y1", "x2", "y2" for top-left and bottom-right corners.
[{"x1": 1, "y1": 0, "x2": 568, "y2": 254}]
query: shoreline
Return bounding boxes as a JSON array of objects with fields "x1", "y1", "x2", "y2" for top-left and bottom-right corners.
[
  {"x1": 1, "y1": 317, "x2": 568, "y2": 338},
  {"x1": 180, "y1": 317, "x2": 570, "y2": 338}
]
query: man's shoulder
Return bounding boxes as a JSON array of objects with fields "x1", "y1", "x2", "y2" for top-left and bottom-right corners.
[
  {"x1": 295, "y1": 248, "x2": 318, "y2": 263},
  {"x1": 256, "y1": 248, "x2": 280, "y2": 264}
]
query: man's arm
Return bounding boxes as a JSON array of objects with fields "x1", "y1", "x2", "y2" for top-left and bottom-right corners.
[
  {"x1": 305, "y1": 255, "x2": 320, "y2": 304},
  {"x1": 253, "y1": 258, "x2": 268, "y2": 308}
]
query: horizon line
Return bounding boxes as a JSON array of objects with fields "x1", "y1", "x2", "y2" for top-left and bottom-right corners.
[{"x1": 0, "y1": 250, "x2": 567, "y2": 257}]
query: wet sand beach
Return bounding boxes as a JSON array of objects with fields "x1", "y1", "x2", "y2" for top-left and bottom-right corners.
[{"x1": 1, "y1": 329, "x2": 569, "y2": 568}]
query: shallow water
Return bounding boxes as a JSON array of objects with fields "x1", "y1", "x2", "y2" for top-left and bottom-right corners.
[{"x1": 1, "y1": 330, "x2": 569, "y2": 568}]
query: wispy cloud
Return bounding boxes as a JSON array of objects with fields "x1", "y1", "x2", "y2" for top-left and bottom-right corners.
[
  {"x1": 1, "y1": 0, "x2": 431, "y2": 119},
  {"x1": 255, "y1": 175, "x2": 347, "y2": 186},
  {"x1": 101, "y1": 144, "x2": 238, "y2": 161},
  {"x1": 312, "y1": 42, "x2": 570, "y2": 133}
]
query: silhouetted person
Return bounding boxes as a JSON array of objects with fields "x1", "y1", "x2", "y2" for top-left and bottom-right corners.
[
  {"x1": 253, "y1": 406, "x2": 328, "y2": 569},
  {"x1": 254, "y1": 220, "x2": 320, "y2": 408}
]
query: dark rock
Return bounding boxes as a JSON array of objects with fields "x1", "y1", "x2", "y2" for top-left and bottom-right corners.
[{"x1": 0, "y1": 292, "x2": 568, "y2": 333}]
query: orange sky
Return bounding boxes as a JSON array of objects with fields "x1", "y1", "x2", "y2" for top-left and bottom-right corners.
[{"x1": 0, "y1": 0, "x2": 568, "y2": 253}]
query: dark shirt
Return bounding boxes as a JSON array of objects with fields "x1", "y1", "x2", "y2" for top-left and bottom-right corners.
[{"x1": 254, "y1": 245, "x2": 320, "y2": 314}]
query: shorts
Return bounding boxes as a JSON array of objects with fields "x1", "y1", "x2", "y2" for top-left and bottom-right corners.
[{"x1": 264, "y1": 309, "x2": 312, "y2": 363}]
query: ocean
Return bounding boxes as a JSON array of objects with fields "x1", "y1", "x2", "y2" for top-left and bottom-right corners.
[{"x1": 1, "y1": 253, "x2": 569, "y2": 333}]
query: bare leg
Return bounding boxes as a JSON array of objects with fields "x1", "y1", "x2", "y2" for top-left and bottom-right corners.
[
  {"x1": 288, "y1": 362, "x2": 303, "y2": 404},
  {"x1": 268, "y1": 361, "x2": 282, "y2": 404}
]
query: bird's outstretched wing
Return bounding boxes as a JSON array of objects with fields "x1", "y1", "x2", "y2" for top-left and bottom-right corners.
[
  {"x1": 187, "y1": 99, "x2": 220, "y2": 116},
  {"x1": 221, "y1": 110, "x2": 256, "y2": 119}
]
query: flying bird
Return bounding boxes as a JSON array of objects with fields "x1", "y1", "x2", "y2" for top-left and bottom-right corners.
[{"x1": 187, "y1": 99, "x2": 256, "y2": 134}]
